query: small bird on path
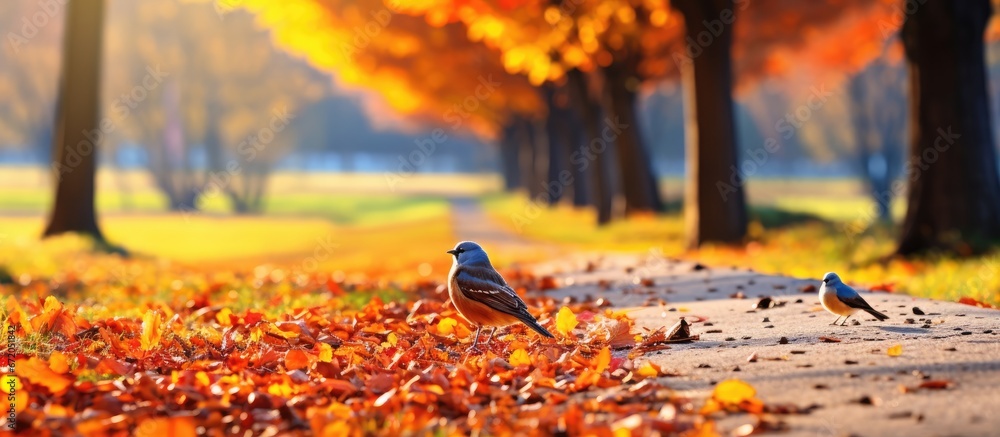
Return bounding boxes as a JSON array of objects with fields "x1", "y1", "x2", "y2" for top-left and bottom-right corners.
[
  {"x1": 819, "y1": 272, "x2": 889, "y2": 326},
  {"x1": 447, "y1": 241, "x2": 554, "y2": 349}
]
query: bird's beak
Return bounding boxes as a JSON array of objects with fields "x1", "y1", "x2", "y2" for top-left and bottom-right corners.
[{"x1": 446, "y1": 249, "x2": 458, "y2": 255}]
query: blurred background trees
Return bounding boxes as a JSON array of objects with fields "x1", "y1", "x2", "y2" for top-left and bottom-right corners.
[{"x1": 1, "y1": 0, "x2": 999, "y2": 256}]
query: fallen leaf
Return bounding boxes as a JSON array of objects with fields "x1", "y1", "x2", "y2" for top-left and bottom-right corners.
[
  {"x1": 317, "y1": 343, "x2": 334, "y2": 363},
  {"x1": 594, "y1": 346, "x2": 611, "y2": 374},
  {"x1": 437, "y1": 317, "x2": 458, "y2": 335},
  {"x1": 713, "y1": 379, "x2": 756, "y2": 405},
  {"x1": 285, "y1": 349, "x2": 311, "y2": 371},
  {"x1": 48, "y1": 351, "x2": 71, "y2": 374},
  {"x1": 137, "y1": 417, "x2": 198, "y2": 436},
  {"x1": 17, "y1": 357, "x2": 72, "y2": 394},
  {"x1": 509, "y1": 348, "x2": 531, "y2": 367},
  {"x1": 140, "y1": 310, "x2": 162, "y2": 352},
  {"x1": 818, "y1": 336, "x2": 841, "y2": 343},
  {"x1": 636, "y1": 361, "x2": 660, "y2": 378},
  {"x1": 556, "y1": 307, "x2": 578, "y2": 336},
  {"x1": 887, "y1": 344, "x2": 903, "y2": 357}
]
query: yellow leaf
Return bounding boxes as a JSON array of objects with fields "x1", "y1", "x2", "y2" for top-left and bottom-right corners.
[
  {"x1": 140, "y1": 310, "x2": 162, "y2": 352},
  {"x1": 887, "y1": 344, "x2": 903, "y2": 357},
  {"x1": 556, "y1": 307, "x2": 578, "y2": 336},
  {"x1": 594, "y1": 346, "x2": 611, "y2": 374},
  {"x1": 386, "y1": 332, "x2": 398, "y2": 346},
  {"x1": 713, "y1": 379, "x2": 756, "y2": 405},
  {"x1": 216, "y1": 308, "x2": 234, "y2": 326},
  {"x1": 195, "y1": 371, "x2": 211, "y2": 387},
  {"x1": 637, "y1": 361, "x2": 660, "y2": 378},
  {"x1": 43, "y1": 295, "x2": 63, "y2": 313},
  {"x1": 318, "y1": 343, "x2": 334, "y2": 363},
  {"x1": 437, "y1": 317, "x2": 458, "y2": 335},
  {"x1": 509, "y1": 348, "x2": 531, "y2": 366}
]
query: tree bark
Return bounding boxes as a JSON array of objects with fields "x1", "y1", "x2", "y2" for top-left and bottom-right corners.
[
  {"x1": 897, "y1": 0, "x2": 1000, "y2": 255},
  {"x1": 43, "y1": 0, "x2": 107, "y2": 242},
  {"x1": 602, "y1": 63, "x2": 663, "y2": 214},
  {"x1": 498, "y1": 121, "x2": 521, "y2": 191},
  {"x1": 675, "y1": 0, "x2": 748, "y2": 248},
  {"x1": 567, "y1": 68, "x2": 613, "y2": 224}
]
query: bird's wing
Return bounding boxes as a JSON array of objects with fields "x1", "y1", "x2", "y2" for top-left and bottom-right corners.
[
  {"x1": 455, "y1": 266, "x2": 529, "y2": 318},
  {"x1": 835, "y1": 284, "x2": 876, "y2": 310}
]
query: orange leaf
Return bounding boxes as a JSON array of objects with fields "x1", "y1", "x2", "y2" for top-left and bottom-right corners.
[
  {"x1": 594, "y1": 346, "x2": 611, "y2": 374},
  {"x1": 136, "y1": 417, "x2": 197, "y2": 436},
  {"x1": 17, "y1": 357, "x2": 72, "y2": 394},
  {"x1": 140, "y1": 310, "x2": 162, "y2": 352},
  {"x1": 285, "y1": 349, "x2": 311, "y2": 371},
  {"x1": 48, "y1": 351, "x2": 71, "y2": 374},
  {"x1": 5, "y1": 296, "x2": 32, "y2": 334}
]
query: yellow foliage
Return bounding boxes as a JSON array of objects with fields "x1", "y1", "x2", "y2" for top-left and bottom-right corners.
[
  {"x1": 437, "y1": 317, "x2": 458, "y2": 335},
  {"x1": 509, "y1": 348, "x2": 531, "y2": 367},
  {"x1": 318, "y1": 343, "x2": 334, "y2": 363},
  {"x1": 887, "y1": 344, "x2": 903, "y2": 357},
  {"x1": 555, "y1": 307, "x2": 578, "y2": 336},
  {"x1": 712, "y1": 379, "x2": 756, "y2": 405}
]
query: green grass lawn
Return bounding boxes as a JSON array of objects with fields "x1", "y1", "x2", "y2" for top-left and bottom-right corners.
[{"x1": 3, "y1": 166, "x2": 996, "y2": 306}]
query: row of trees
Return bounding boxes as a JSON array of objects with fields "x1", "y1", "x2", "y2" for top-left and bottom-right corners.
[{"x1": 38, "y1": 0, "x2": 1000, "y2": 255}]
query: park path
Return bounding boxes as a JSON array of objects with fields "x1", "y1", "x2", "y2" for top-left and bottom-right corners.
[
  {"x1": 528, "y1": 253, "x2": 1000, "y2": 436},
  {"x1": 447, "y1": 197, "x2": 561, "y2": 258}
]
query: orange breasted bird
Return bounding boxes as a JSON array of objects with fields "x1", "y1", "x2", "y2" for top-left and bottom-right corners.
[{"x1": 446, "y1": 241, "x2": 553, "y2": 349}]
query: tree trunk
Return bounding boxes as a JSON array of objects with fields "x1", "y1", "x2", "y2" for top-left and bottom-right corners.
[
  {"x1": 518, "y1": 116, "x2": 547, "y2": 200},
  {"x1": 897, "y1": 0, "x2": 1000, "y2": 255},
  {"x1": 43, "y1": 0, "x2": 106, "y2": 242},
  {"x1": 498, "y1": 121, "x2": 521, "y2": 191},
  {"x1": 602, "y1": 63, "x2": 663, "y2": 214},
  {"x1": 567, "y1": 68, "x2": 613, "y2": 225},
  {"x1": 675, "y1": 0, "x2": 748, "y2": 248}
]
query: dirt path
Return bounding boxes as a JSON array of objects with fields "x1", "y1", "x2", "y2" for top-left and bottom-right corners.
[{"x1": 529, "y1": 253, "x2": 1000, "y2": 436}]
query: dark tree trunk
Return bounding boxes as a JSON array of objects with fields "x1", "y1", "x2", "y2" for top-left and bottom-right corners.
[
  {"x1": 602, "y1": 63, "x2": 663, "y2": 214},
  {"x1": 568, "y1": 68, "x2": 613, "y2": 225},
  {"x1": 897, "y1": 0, "x2": 1000, "y2": 255},
  {"x1": 543, "y1": 87, "x2": 566, "y2": 205},
  {"x1": 516, "y1": 117, "x2": 543, "y2": 199},
  {"x1": 499, "y1": 122, "x2": 521, "y2": 191},
  {"x1": 675, "y1": 0, "x2": 748, "y2": 248},
  {"x1": 44, "y1": 0, "x2": 106, "y2": 242}
]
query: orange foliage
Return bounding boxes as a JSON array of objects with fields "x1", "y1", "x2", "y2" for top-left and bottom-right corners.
[
  {"x1": 2, "y1": 267, "x2": 771, "y2": 434},
  {"x1": 233, "y1": 0, "x2": 543, "y2": 138}
]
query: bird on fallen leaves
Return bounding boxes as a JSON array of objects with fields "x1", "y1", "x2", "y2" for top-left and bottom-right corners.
[
  {"x1": 819, "y1": 272, "x2": 889, "y2": 326},
  {"x1": 446, "y1": 241, "x2": 554, "y2": 350}
]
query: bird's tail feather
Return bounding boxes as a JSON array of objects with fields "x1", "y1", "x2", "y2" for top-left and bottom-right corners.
[
  {"x1": 520, "y1": 316, "x2": 555, "y2": 338},
  {"x1": 865, "y1": 308, "x2": 889, "y2": 321}
]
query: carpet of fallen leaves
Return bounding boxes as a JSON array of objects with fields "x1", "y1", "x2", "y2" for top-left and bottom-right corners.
[{"x1": 1, "y1": 264, "x2": 770, "y2": 436}]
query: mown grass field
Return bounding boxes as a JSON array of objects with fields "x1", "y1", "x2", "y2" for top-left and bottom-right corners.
[{"x1": 1, "y1": 167, "x2": 996, "y2": 306}]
